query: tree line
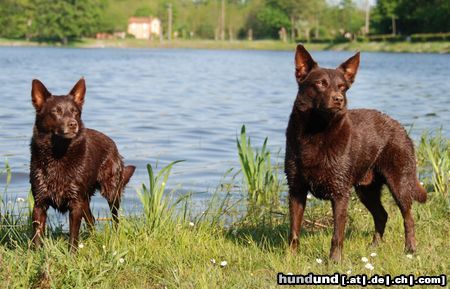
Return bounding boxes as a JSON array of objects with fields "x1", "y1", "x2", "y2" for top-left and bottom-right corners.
[{"x1": 0, "y1": 0, "x2": 448, "y2": 43}]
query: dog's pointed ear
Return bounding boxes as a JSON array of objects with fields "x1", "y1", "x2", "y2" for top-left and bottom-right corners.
[
  {"x1": 338, "y1": 51, "x2": 360, "y2": 85},
  {"x1": 295, "y1": 44, "x2": 317, "y2": 82},
  {"x1": 69, "y1": 78, "x2": 86, "y2": 107},
  {"x1": 32, "y1": 79, "x2": 51, "y2": 111}
]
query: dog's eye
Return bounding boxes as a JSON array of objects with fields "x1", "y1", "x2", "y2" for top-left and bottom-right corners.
[
  {"x1": 338, "y1": 84, "x2": 347, "y2": 91},
  {"x1": 315, "y1": 80, "x2": 328, "y2": 88},
  {"x1": 71, "y1": 108, "x2": 78, "y2": 115},
  {"x1": 52, "y1": 107, "x2": 63, "y2": 115}
]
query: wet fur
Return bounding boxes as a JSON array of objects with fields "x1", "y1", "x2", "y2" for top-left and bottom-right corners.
[
  {"x1": 285, "y1": 45, "x2": 427, "y2": 262},
  {"x1": 30, "y1": 79, "x2": 135, "y2": 251}
]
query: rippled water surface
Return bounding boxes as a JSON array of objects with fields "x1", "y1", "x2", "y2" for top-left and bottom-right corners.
[{"x1": 0, "y1": 47, "x2": 449, "y2": 217}]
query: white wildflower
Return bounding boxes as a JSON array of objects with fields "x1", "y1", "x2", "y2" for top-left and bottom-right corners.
[
  {"x1": 102, "y1": 245, "x2": 106, "y2": 249},
  {"x1": 370, "y1": 252, "x2": 377, "y2": 257},
  {"x1": 113, "y1": 251, "x2": 117, "y2": 256},
  {"x1": 220, "y1": 260, "x2": 228, "y2": 267},
  {"x1": 210, "y1": 258, "x2": 216, "y2": 265},
  {"x1": 189, "y1": 222, "x2": 195, "y2": 227},
  {"x1": 16, "y1": 197, "x2": 25, "y2": 203},
  {"x1": 78, "y1": 243, "x2": 84, "y2": 249},
  {"x1": 346, "y1": 270, "x2": 352, "y2": 275},
  {"x1": 406, "y1": 254, "x2": 413, "y2": 259},
  {"x1": 119, "y1": 258, "x2": 125, "y2": 264},
  {"x1": 316, "y1": 258, "x2": 323, "y2": 264},
  {"x1": 365, "y1": 263, "x2": 374, "y2": 270},
  {"x1": 361, "y1": 257, "x2": 368, "y2": 263}
]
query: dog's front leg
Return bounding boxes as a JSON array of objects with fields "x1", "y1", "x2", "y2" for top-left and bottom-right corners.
[
  {"x1": 289, "y1": 187, "x2": 308, "y2": 252},
  {"x1": 330, "y1": 195, "x2": 349, "y2": 262},
  {"x1": 69, "y1": 206, "x2": 83, "y2": 252},
  {"x1": 32, "y1": 205, "x2": 48, "y2": 248}
]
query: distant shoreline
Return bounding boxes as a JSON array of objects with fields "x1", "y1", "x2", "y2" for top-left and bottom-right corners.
[{"x1": 1, "y1": 38, "x2": 449, "y2": 53}]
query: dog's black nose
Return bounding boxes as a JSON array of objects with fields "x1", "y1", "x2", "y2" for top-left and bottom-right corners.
[
  {"x1": 68, "y1": 120, "x2": 78, "y2": 129},
  {"x1": 333, "y1": 95, "x2": 344, "y2": 103}
]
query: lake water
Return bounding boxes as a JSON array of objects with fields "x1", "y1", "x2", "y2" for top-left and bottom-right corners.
[{"x1": 0, "y1": 47, "x2": 449, "y2": 220}]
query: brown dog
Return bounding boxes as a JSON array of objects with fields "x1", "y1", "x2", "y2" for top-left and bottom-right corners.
[
  {"x1": 285, "y1": 44, "x2": 427, "y2": 261},
  {"x1": 30, "y1": 78, "x2": 135, "y2": 251}
]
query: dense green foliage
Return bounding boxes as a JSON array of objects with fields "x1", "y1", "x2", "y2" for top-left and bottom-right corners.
[
  {"x1": 372, "y1": 0, "x2": 450, "y2": 35},
  {"x1": 0, "y1": 0, "x2": 448, "y2": 43},
  {"x1": 0, "y1": 0, "x2": 105, "y2": 43}
]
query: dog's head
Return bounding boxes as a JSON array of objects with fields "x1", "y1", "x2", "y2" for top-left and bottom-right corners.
[
  {"x1": 32, "y1": 78, "x2": 86, "y2": 139},
  {"x1": 294, "y1": 44, "x2": 360, "y2": 117}
]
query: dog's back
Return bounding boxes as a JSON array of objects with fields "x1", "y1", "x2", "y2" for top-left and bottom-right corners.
[{"x1": 348, "y1": 109, "x2": 427, "y2": 203}]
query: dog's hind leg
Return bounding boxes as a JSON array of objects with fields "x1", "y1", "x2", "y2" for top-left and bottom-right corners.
[
  {"x1": 81, "y1": 199, "x2": 95, "y2": 231},
  {"x1": 69, "y1": 205, "x2": 84, "y2": 252},
  {"x1": 107, "y1": 165, "x2": 135, "y2": 226},
  {"x1": 108, "y1": 194, "x2": 121, "y2": 226},
  {"x1": 355, "y1": 177, "x2": 388, "y2": 246},
  {"x1": 381, "y1": 160, "x2": 417, "y2": 252},
  {"x1": 379, "y1": 138, "x2": 425, "y2": 253},
  {"x1": 385, "y1": 176, "x2": 417, "y2": 253}
]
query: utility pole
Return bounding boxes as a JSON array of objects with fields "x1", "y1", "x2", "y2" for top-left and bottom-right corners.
[
  {"x1": 168, "y1": 3, "x2": 172, "y2": 41},
  {"x1": 220, "y1": 0, "x2": 225, "y2": 41},
  {"x1": 290, "y1": 15, "x2": 295, "y2": 41},
  {"x1": 392, "y1": 15, "x2": 396, "y2": 36},
  {"x1": 364, "y1": 0, "x2": 370, "y2": 35}
]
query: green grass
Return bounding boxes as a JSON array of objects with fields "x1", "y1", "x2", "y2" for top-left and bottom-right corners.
[
  {"x1": 0, "y1": 129, "x2": 449, "y2": 288},
  {"x1": 1, "y1": 37, "x2": 449, "y2": 53}
]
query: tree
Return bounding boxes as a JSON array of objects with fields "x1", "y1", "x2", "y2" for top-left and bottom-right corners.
[
  {"x1": 0, "y1": 0, "x2": 31, "y2": 38},
  {"x1": 29, "y1": 0, "x2": 102, "y2": 43},
  {"x1": 134, "y1": 5, "x2": 153, "y2": 17},
  {"x1": 395, "y1": 0, "x2": 450, "y2": 34}
]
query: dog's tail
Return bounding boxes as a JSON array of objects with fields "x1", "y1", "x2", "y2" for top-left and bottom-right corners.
[
  {"x1": 413, "y1": 181, "x2": 427, "y2": 203},
  {"x1": 122, "y1": 165, "x2": 136, "y2": 187}
]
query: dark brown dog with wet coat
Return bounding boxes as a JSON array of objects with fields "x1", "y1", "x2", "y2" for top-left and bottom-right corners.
[
  {"x1": 30, "y1": 78, "x2": 135, "y2": 251},
  {"x1": 285, "y1": 44, "x2": 427, "y2": 261}
]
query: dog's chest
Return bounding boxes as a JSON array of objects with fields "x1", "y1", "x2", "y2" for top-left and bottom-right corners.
[
  {"x1": 298, "y1": 136, "x2": 351, "y2": 199},
  {"x1": 32, "y1": 154, "x2": 94, "y2": 210}
]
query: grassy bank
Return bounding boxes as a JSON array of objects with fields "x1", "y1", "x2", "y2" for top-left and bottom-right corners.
[
  {"x1": 0, "y1": 129, "x2": 449, "y2": 288},
  {"x1": 1, "y1": 37, "x2": 449, "y2": 53}
]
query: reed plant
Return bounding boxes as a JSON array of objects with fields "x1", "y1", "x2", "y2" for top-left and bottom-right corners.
[
  {"x1": 236, "y1": 125, "x2": 285, "y2": 225},
  {"x1": 0, "y1": 160, "x2": 11, "y2": 212},
  {"x1": 417, "y1": 130, "x2": 449, "y2": 207},
  {"x1": 137, "y1": 160, "x2": 189, "y2": 229}
]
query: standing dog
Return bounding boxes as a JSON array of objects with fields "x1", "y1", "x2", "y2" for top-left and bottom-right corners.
[
  {"x1": 285, "y1": 44, "x2": 427, "y2": 261},
  {"x1": 30, "y1": 78, "x2": 135, "y2": 250}
]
